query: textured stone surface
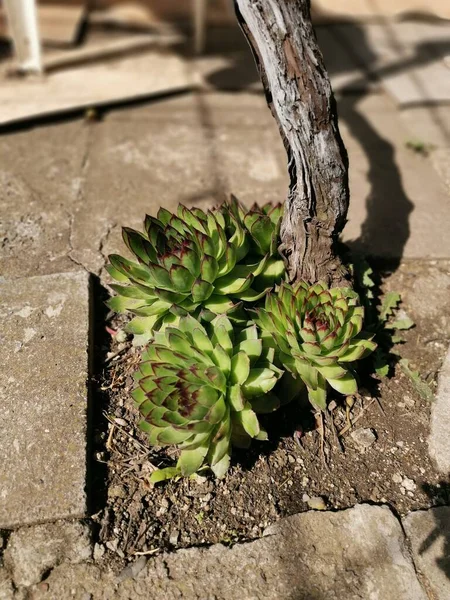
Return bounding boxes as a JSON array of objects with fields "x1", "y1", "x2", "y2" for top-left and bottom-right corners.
[
  {"x1": 429, "y1": 346, "x2": 450, "y2": 473},
  {"x1": 0, "y1": 569, "x2": 14, "y2": 600},
  {"x1": 0, "y1": 122, "x2": 89, "y2": 279},
  {"x1": 4, "y1": 521, "x2": 92, "y2": 587},
  {"x1": 2, "y1": 89, "x2": 450, "y2": 283},
  {"x1": 0, "y1": 272, "x2": 90, "y2": 528},
  {"x1": 70, "y1": 117, "x2": 219, "y2": 276},
  {"x1": 339, "y1": 93, "x2": 450, "y2": 258},
  {"x1": 29, "y1": 505, "x2": 425, "y2": 600},
  {"x1": 337, "y1": 21, "x2": 450, "y2": 105},
  {"x1": 404, "y1": 508, "x2": 450, "y2": 600}
]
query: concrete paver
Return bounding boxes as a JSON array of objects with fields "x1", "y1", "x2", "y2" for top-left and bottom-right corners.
[
  {"x1": 0, "y1": 272, "x2": 90, "y2": 528},
  {"x1": 339, "y1": 93, "x2": 450, "y2": 258},
  {"x1": 71, "y1": 117, "x2": 219, "y2": 276},
  {"x1": 404, "y1": 508, "x2": 450, "y2": 600},
  {"x1": 0, "y1": 568, "x2": 14, "y2": 600},
  {"x1": 337, "y1": 22, "x2": 450, "y2": 105},
  {"x1": 429, "y1": 346, "x2": 450, "y2": 473},
  {"x1": 399, "y1": 105, "x2": 450, "y2": 149},
  {"x1": 4, "y1": 521, "x2": 92, "y2": 587},
  {"x1": 0, "y1": 122, "x2": 89, "y2": 279},
  {"x1": 2, "y1": 89, "x2": 450, "y2": 280},
  {"x1": 25, "y1": 504, "x2": 426, "y2": 600},
  {"x1": 314, "y1": 0, "x2": 450, "y2": 21}
]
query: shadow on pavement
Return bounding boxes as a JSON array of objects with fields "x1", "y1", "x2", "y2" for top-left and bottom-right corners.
[
  {"x1": 200, "y1": 18, "x2": 450, "y2": 269},
  {"x1": 421, "y1": 481, "x2": 450, "y2": 583}
]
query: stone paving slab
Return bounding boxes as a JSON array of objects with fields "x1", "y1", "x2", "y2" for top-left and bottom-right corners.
[
  {"x1": 71, "y1": 117, "x2": 220, "y2": 276},
  {"x1": 0, "y1": 121, "x2": 89, "y2": 279},
  {"x1": 99, "y1": 93, "x2": 450, "y2": 272},
  {"x1": 314, "y1": 0, "x2": 450, "y2": 21},
  {"x1": 0, "y1": 272, "x2": 90, "y2": 528},
  {"x1": 404, "y1": 508, "x2": 450, "y2": 600},
  {"x1": 2, "y1": 90, "x2": 450, "y2": 280},
  {"x1": 429, "y1": 346, "x2": 450, "y2": 473},
  {"x1": 4, "y1": 521, "x2": 92, "y2": 587},
  {"x1": 20, "y1": 505, "x2": 426, "y2": 600},
  {"x1": 338, "y1": 93, "x2": 450, "y2": 258},
  {"x1": 399, "y1": 106, "x2": 450, "y2": 149},
  {"x1": 341, "y1": 22, "x2": 450, "y2": 105}
]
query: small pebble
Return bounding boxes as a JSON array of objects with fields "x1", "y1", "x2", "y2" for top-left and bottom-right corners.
[
  {"x1": 93, "y1": 543, "x2": 105, "y2": 561},
  {"x1": 114, "y1": 418, "x2": 128, "y2": 427},
  {"x1": 306, "y1": 496, "x2": 327, "y2": 511},
  {"x1": 350, "y1": 428, "x2": 377, "y2": 449},
  {"x1": 115, "y1": 329, "x2": 128, "y2": 343},
  {"x1": 169, "y1": 530, "x2": 180, "y2": 546},
  {"x1": 402, "y1": 477, "x2": 417, "y2": 492},
  {"x1": 106, "y1": 539, "x2": 118, "y2": 552},
  {"x1": 404, "y1": 396, "x2": 415, "y2": 407},
  {"x1": 392, "y1": 473, "x2": 403, "y2": 484}
]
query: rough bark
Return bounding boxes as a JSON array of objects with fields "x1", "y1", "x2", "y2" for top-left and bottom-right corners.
[{"x1": 234, "y1": 0, "x2": 350, "y2": 286}]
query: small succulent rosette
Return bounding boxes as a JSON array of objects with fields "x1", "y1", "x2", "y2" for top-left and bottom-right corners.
[
  {"x1": 252, "y1": 282, "x2": 377, "y2": 411},
  {"x1": 132, "y1": 314, "x2": 283, "y2": 480},
  {"x1": 106, "y1": 199, "x2": 285, "y2": 343}
]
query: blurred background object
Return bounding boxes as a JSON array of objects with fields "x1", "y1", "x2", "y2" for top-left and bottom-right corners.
[
  {"x1": 0, "y1": 0, "x2": 449, "y2": 126},
  {"x1": 2, "y1": 0, "x2": 43, "y2": 73}
]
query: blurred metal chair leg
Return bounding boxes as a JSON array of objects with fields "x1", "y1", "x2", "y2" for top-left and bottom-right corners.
[
  {"x1": 193, "y1": 0, "x2": 207, "y2": 54},
  {"x1": 3, "y1": 0, "x2": 42, "y2": 73}
]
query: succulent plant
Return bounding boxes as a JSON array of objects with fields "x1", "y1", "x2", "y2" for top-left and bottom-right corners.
[
  {"x1": 106, "y1": 199, "x2": 285, "y2": 341},
  {"x1": 132, "y1": 314, "x2": 283, "y2": 480},
  {"x1": 252, "y1": 282, "x2": 376, "y2": 411}
]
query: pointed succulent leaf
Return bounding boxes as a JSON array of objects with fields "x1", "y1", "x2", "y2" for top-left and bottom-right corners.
[
  {"x1": 327, "y1": 372, "x2": 358, "y2": 395},
  {"x1": 212, "y1": 344, "x2": 231, "y2": 377},
  {"x1": 339, "y1": 339, "x2": 377, "y2": 362},
  {"x1": 150, "y1": 467, "x2": 180, "y2": 483},
  {"x1": 241, "y1": 368, "x2": 278, "y2": 398},
  {"x1": 210, "y1": 454, "x2": 230, "y2": 479},
  {"x1": 307, "y1": 382, "x2": 327, "y2": 412},
  {"x1": 122, "y1": 227, "x2": 157, "y2": 265},
  {"x1": 200, "y1": 254, "x2": 219, "y2": 284},
  {"x1": 230, "y1": 352, "x2": 251, "y2": 385},
  {"x1": 236, "y1": 338, "x2": 263, "y2": 361},
  {"x1": 177, "y1": 445, "x2": 209, "y2": 476},
  {"x1": 190, "y1": 279, "x2": 213, "y2": 302},
  {"x1": 236, "y1": 403, "x2": 260, "y2": 438},
  {"x1": 169, "y1": 264, "x2": 195, "y2": 292},
  {"x1": 228, "y1": 384, "x2": 245, "y2": 412},
  {"x1": 214, "y1": 273, "x2": 254, "y2": 296}
]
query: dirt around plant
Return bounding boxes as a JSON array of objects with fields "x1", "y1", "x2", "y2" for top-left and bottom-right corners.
[{"x1": 91, "y1": 260, "x2": 450, "y2": 571}]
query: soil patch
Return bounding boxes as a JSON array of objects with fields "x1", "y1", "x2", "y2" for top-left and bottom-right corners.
[{"x1": 91, "y1": 260, "x2": 450, "y2": 570}]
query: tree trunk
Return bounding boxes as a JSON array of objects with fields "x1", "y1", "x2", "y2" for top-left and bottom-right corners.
[{"x1": 234, "y1": 0, "x2": 350, "y2": 287}]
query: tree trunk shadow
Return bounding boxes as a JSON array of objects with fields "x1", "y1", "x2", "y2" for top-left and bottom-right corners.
[{"x1": 339, "y1": 95, "x2": 413, "y2": 269}]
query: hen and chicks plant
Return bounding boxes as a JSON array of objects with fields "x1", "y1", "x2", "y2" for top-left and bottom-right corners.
[{"x1": 107, "y1": 198, "x2": 376, "y2": 479}]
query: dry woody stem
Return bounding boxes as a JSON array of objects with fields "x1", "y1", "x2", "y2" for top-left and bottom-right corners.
[{"x1": 234, "y1": 0, "x2": 350, "y2": 286}]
